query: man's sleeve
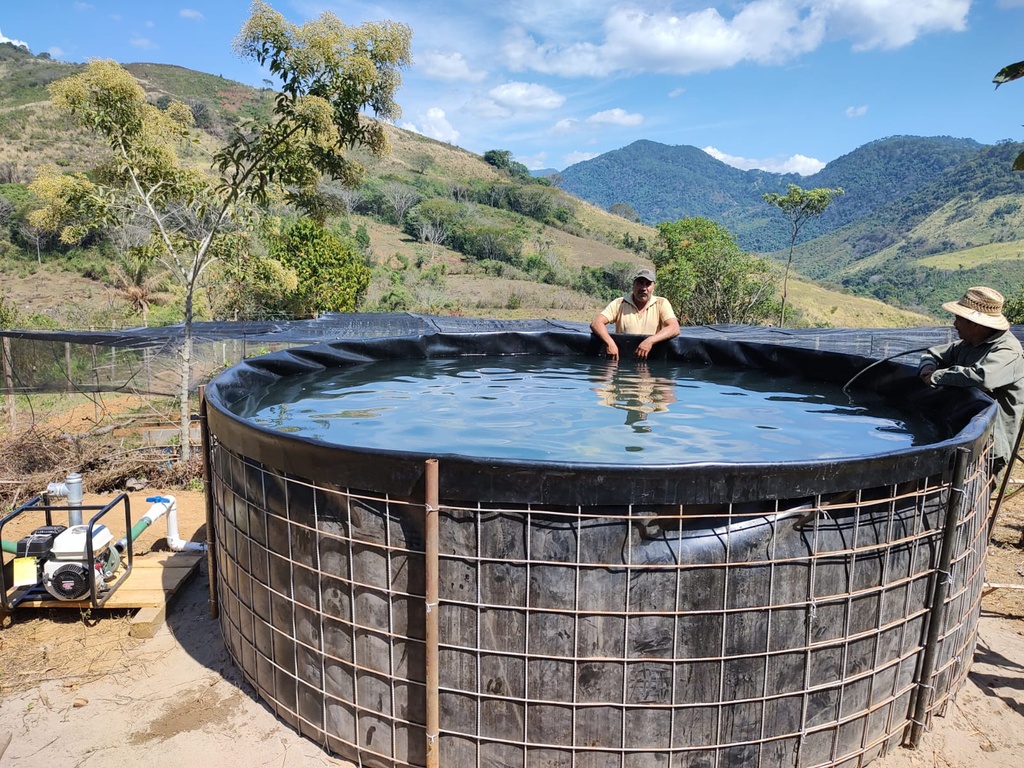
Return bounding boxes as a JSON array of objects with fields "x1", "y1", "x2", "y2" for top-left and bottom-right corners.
[
  {"x1": 919, "y1": 341, "x2": 954, "y2": 374},
  {"x1": 658, "y1": 297, "x2": 678, "y2": 323},
  {"x1": 599, "y1": 298, "x2": 622, "y2": 323},
  {"x1": 931, "y1": 343, "x2": 1022, "y2": 391}
]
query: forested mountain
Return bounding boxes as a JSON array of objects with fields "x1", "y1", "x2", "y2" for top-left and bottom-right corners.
[
  {"x1": 557, "y1": 136, "x2": 985, "y2": 252},
  {"x1": 786, "y1": 141, "x2": 1024, "y2": 313}
]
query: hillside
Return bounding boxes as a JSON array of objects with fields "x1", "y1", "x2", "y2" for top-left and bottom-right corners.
[
  {"x1": 784, "y1": 141, "x2": 1024, "y2": 313},
  {"x1": 557, "y1": 136, "x2": 985, "y2": 252},
  {"x1": 0, "y1": 48, "x2": 936, "y2": 329}
]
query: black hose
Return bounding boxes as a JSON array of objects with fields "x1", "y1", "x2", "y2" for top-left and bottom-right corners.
[{"x1": 841, "y1": 345, "x2": 933, "y2": 395}]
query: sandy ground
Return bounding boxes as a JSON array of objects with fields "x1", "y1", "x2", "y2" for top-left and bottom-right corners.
[{"x1": 0, "y1": 489, "x2": 1022, "y2": 768}]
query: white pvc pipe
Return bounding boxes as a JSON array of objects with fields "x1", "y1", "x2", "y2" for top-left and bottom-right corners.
[
  {"x1": 115, "y1": 495, "x2": 206, "y2": 553},
  {"x1": 161, "y1": 495, "x2": 206, "y2": 553}
]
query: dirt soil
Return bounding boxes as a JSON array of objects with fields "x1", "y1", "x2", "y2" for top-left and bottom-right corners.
[{"x1": 0, "y1": 489, "x2": 1022, "y2": 768}]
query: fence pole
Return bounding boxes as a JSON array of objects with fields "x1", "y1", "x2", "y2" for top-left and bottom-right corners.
[
  {"x1": 424, "y1": 459, "x2": 440, "y2": 768},
  {"x1": 907, "y1": 446, "x2": 970, "y2": 748},
  {"x1": 64, "y1": 342, "x2": 72, "y2": 393},
  {"x1": 2, "y1": 337, "x2": 15, "y2": 432}
]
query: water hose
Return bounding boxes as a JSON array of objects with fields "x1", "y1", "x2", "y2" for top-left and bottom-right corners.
[{"x1": 841, "y1": 345, "x2": 933, "y2": 395}]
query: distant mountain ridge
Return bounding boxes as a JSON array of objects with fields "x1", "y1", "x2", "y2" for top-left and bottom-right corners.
[{"x1": 557, "y1": 136, "x2": 985, "y2": 252}]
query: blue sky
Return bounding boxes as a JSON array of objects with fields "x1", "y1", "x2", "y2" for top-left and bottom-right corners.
[{"x1": 2, "y1": 1, "x2": 1024, "y2": 173}]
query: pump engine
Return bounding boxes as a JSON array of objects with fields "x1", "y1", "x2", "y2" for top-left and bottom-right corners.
[{"x1": 16, "y1": 524, "x2": 121, "y2": 601}]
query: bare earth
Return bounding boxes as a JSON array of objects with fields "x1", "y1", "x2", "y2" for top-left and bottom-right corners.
[{"x1": 0, "y1": 489, "x2": 1022, "y2": 768}]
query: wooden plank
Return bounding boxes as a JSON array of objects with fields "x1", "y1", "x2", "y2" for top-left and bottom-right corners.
[{"x1": 3, "y1": 551, "x2": 204, "y2": 629}]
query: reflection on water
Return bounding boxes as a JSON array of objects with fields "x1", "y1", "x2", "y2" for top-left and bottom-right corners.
[
  {"x1": 230, "y1": 355, "x2": 942, "y2": 465},
  {"x1": 592, "y1": 360, "x2": 678, "y2": 433}
]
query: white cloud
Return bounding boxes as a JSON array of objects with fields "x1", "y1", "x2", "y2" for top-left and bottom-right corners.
[
  {"x1": 489, "y1": 81, "x2": 565, "y2": 110},
  {"x1": 564, "y1": 150, "x2": 599, "y2": 167},
  {"x1": 465, "y1": 97, "x2": 513, "y2": 120},
  {"x1": 845, "y1": 105, "x2": 868, "y2": 118},
  {"x1": 703, "y1": 146, "x2": 825, "y2": 175},
  {"x1": 131, "y1": 35, "x2": 157, "y2": 50},
  {"x1": 74, "y1": 2, "x2": 95, "y2": 10},
  {"x1": 519, "y1": 152, "x2": 549, "y2": 170},
  {"x1": 402, "y1": 107, "x2": 460, "y2": 144},
  {"x1": 502, "y1": 1, "x2": 969, "y2": 77},
  {"x1": 669, "y1": 87, "x2": 685, "y2": 98},
  {"x1": 48, "y1": 46, "x2": 65, "y2": 57},
  {"x1": 0, "y1": 28, "x2": 29, "y2": 50},
  {"x1": 180, "y1": 9, "x2": 204, "y2": 20},
  {"x1": 832, "y1": 0, "x2": 969, "y2": 51},
  {"x1": 587, "y1": 108, "x2": 643, "y2": 127},
  {"x1": 551, "y1": 117, "x2": 579, "y2": 134},
  {"x1": 420, "y1": 51, "x2": 486, "y2": 83}
]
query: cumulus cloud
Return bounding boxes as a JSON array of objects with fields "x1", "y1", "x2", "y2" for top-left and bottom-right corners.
[
  {"x1": 845, "y1": 105, "x2": 868, "y2": 118},
  {"x1": 489, "y1": 81, "x2": 565, "y2": 110},
  {"x1": 703, "y1": 145, "x2": 825, "y2": 175},
  {"x1": 180, "y1": 9, "x2": 204, "y2": 21},
  {"x1": 586, "y1": 108, "x2": 643, "y2": 127},
  {"x1": 465, "y1": 97, "x2": 513, "y2": 120},
  {"x1": 551, "y1": 117, "x2": 580, "y2": 134},
  {"x1": 0, "y1": 28, "x2": 29, "y2": 50},
  {"x1": 420, "y1": 51, "x2": 486, "y2": 82},
  {"x1": 502, "y1": 0, "x2": 969, "y2": 77},
  {"x1": 402, "y1": 107, "x2": 460, "y2": 144},
  {"x1": 564, "y1": 150, "x2": 599, "y2": 167}
]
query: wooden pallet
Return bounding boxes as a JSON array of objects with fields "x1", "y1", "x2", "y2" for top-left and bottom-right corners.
[{"x1": 5, "y1": 550, "x2": 205, "y2": 638}]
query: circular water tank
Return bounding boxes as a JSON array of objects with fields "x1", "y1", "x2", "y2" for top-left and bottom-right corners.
[{"x1": 204, "y1": 329, "x2": 995, "y2": 768}]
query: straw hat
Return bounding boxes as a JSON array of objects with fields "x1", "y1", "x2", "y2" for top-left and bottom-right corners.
[{"x1": 942, "y1": 286, "x2": 1010, "y2": 331}]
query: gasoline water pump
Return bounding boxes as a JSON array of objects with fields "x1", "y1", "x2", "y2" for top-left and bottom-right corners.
[
  {"x1": 17, "y1": 523, "x2": 121, "y2": 601},
  {"x1": 1, "y1": 473, "x2": 134, "y2": 610}
]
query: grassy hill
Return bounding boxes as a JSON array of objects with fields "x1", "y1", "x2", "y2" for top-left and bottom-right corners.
[{"x1": 0, "y1": 48, "x2": 937, "y2": 330}]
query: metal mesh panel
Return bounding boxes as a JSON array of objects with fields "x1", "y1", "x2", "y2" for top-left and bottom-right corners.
[{"x1": 208, "y1": 437, "x2": 991, "y2": 768}]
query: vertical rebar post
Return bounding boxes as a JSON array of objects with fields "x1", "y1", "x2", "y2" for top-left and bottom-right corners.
[
  {"x1": 199, "y1": 385, "x2": 218, "y2": 619},
  {"x1": 424, "y1": 459, "x2": 440, "y2": 768},
  {"x1": 907, "y1": 446, "x2": 970, "y2": 748}
]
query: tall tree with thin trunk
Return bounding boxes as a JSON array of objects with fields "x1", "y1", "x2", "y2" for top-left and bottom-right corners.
[
  {"x1": 29, "y1": 1, "x2": 411, "y2": 459},
  {"x1": 762, "y1": 184, "x2": 844, "y2": 327}
]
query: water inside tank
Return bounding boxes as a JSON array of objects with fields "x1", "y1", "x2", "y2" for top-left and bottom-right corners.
[{"x1": 229, "y1": 355, "x2": 942, "y2": 465}]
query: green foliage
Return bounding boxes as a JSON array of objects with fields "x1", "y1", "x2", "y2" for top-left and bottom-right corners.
[
  {"x1": 609, "y1": 202, "x2": 640, "y2": 222},
  {"x1": 1004, "y1": 285, "x2": 1024, "y2": 324},
  {"x1": 993, "y1": 60, "x2": 1024, "y2": 170},
  {"x1": 0, "y1": 293, "x2": 19, "y2": 327},
  {"x1": 482, "y1": 149, "x2": 531, "y2": 181},
  {"x1": 652, "y1": 217, "x2": 780, "y2": 326},
  {"x1": 270, "y1": 218, "x2": 371, "y2": 315}
]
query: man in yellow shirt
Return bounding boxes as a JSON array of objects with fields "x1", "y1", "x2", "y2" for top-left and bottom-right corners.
[{"x1": 590, "y1": 268, "x2": 680, "y2": 360}]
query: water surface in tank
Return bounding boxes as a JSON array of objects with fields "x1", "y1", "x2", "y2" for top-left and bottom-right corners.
[{"x1": 230, "y1": 355, "x2": 942, "y2": 464}]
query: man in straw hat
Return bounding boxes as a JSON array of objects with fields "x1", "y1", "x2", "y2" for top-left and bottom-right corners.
[
  {"x1": 590, "y1": 268, "x2": 680, "y2": 360},
  {"x1": 919, "y1": 286, "x2": 1024, "y2": 476}
]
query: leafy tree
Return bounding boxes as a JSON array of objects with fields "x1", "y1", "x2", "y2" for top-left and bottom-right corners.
[
  {"x1": 993, "y1": 60, "x2": 1024, "y2": 170},
  {"x1": 652, "y1": 217, "x2": 780, "y2": 326},
  {"x1": 29, "y1": 2, "x2": 412, "y2": 458},
  {"x1": 762, "y1": 184, "x2": 844, "y2": 326},
  {"x1": 270, "y1": 218, "x2": 371, "y2": 316},
  {"x1": 609, "y1": 202, "x2": 640, "y2": 222},
  {"x1": 1005, "y1": 285, "x2": 1024, "y2": 325}
]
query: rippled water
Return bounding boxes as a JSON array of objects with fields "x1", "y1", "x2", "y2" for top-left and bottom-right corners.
[{"x1": 230, "y1": 355, "x2": 941, "y2": 464}]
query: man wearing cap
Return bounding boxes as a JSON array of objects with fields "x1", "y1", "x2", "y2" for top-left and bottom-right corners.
[
  {"x1": 918, "y1": 286, "x2": 1024, "y2": 475},
  {"x1": 590, "y1": 268, "x2": 680, "y2": 360}
]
